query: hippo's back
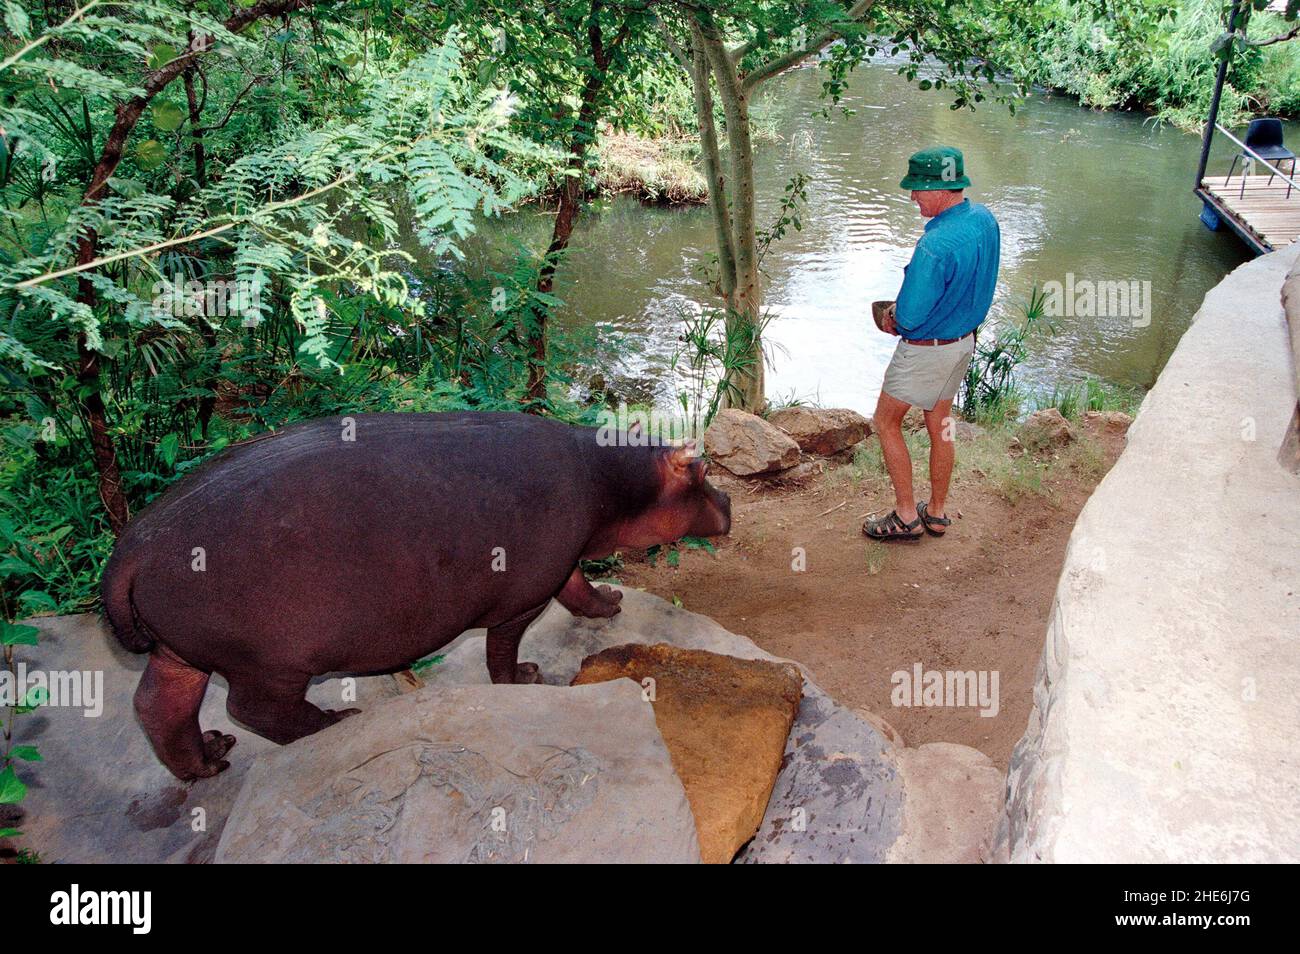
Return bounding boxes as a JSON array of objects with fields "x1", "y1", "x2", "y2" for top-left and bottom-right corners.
[{"x1": 108, "y1": 412, "x2": 598, "y2": 674}]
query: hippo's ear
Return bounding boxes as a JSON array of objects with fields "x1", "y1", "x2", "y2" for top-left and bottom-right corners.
[{"x1": 667, "y1": 441, "x2": 705, "y2": 483}]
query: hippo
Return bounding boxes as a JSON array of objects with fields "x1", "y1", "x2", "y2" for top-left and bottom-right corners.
[{"x1": 101, "y1": 411, "x2": 731, "y2": 780}]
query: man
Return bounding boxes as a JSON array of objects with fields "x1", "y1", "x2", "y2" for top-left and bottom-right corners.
[{"x1": 864, "y1": 145, "x2": 1000, "y2": 541}]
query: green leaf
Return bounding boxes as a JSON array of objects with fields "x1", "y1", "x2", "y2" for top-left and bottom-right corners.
[
  {"x1": 148, "y1": 44, "x2": 177, "y2": 70},
  {"x1": 17, "y1": 591, "x2": 57, "y2": 614},
  {"x1": 4, "y1": 1, "x2": 31, "y2": 40},
  {"x1": 157, "y1": 433, "x2": 180, "y2": 467},
  {"x1": 0, "y1": 556, "x2": 39, "y2": 577},
  {"x1": 0, "y1": 622, "x2": 40, "y2": 646},
  {"x1": 9, "y1": 746, "x2": 41, "y2": 762},
  {"x1": 0, "y1": 767, "x2": 27, "y2": 805},
  {"x1": 135, "y1": 140, "x2": 167, "y2": 170},
  {"x1": 0, "y1": 827, "x2": 22, "y2": 838},
  {"x1": 152, "y1": 101, "x2": 185, "y2": 132}
]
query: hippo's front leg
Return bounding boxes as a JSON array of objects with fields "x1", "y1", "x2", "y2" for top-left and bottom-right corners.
[
  {"x1": 485, "y1": 603, "x2": 548, "y2": 684},
  {"x1": 555, "y1": 566, "x2": 623, "y2": 619}
]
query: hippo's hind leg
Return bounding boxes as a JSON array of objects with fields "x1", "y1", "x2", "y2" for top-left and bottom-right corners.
[
  {"x1": 135, "y1": 644, "x2": 236, "y2": 781},
  {"x1": 486, "y1": 604, "x2": 548, "y2": 685},
  {"x1": 224, "y1": 672, "x2": 360, "y2": 746}
]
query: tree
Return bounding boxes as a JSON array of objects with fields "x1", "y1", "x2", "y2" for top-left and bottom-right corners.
[
  {"x1": 2, "y1": 2, "x2": 553, "y2": 532},
  {"x1": 447, "y1": 0, "x2": 658, "y2": 408}
]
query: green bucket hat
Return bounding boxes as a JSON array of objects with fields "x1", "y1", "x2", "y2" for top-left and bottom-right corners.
[{"x1": 899, "y1": 145, "x2": 972, "y2": 191}]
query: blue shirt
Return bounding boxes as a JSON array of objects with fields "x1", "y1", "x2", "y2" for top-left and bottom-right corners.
[{"x1": 895, "y1": 199, "x2": 1000, "y2": 341}]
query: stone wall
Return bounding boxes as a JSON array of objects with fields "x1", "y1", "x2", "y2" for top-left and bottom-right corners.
[{"x1": 996, "y1": 244, "x2": 1300, "y2": 863}]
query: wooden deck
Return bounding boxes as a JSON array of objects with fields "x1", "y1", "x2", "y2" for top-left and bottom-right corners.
[{"x1": 1198, "y1": 174, "x2": 1300, "y2": 254}]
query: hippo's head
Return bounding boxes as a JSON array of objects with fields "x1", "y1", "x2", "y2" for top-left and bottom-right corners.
[{"x1": 618, "y1": 442, "x2": 731, "y2": 548}]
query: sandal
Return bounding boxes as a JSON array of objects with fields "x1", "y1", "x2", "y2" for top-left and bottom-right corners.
[
  {"x1": 918, "y1": 500, "x2": 952, "y2": 537},
  {"x1": 863, "y1": 509, "x2": 924, "y2": 541}
]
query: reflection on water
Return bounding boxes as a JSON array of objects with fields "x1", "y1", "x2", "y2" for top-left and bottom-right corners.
[{"x1": 458, "y1": 63, "x2": 1267, "y2": 415}]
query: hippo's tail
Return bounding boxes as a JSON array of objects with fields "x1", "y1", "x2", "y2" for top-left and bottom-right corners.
[{"x1": 101, "y1": 549, "x2": 153, "y2": 653}]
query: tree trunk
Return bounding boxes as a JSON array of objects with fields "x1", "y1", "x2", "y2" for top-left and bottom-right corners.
[
  {"x1": 183, "y1": 65, "x2": 208, "y2": 189},
  {"x1": 672, "y1": 2, "x2": 879, "y2": 413},
  {"x1": 75, "y1": 322, "x2": 130, "y2": 535},
  {"x1": 697, "y1": 17, "x2": 764, "y2": 411},
  {"x1": 525, "y1": 6, "x2": 627, "y2": 407},
  {"x1": 689, "y1": 22, "x2": 737, "y2": 300}
]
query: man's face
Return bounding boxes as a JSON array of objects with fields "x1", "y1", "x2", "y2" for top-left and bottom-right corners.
[{"x1": 911, "y1": 189, "x2": 961, "y2": 218}]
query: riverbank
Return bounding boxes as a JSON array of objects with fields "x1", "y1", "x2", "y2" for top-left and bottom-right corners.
[{"x1": 614, "y1": 410, "x2": 1131, "y2": 769}]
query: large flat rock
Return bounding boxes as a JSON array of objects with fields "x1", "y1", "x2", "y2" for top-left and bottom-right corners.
[
  {"x1": 4, "y1": 614, "x2": 399, "y2": 864},
  {"x1": 215, "y1": 681, "x2": 699, "y2": 864},
  {"x1": 425, "y1": 588, "x2": 999, "y2": 864},
  {"x1": 997, "y1": 243, "x2": 1300, "y2": 862},
  {"x1": 572, "y1": 643, "x2": 802, "y2": 863}
]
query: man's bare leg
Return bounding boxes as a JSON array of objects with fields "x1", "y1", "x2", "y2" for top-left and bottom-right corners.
[
  {"x1": 923, "y1": 398, "x2": 957, "y2": 521},
  {"x1": 873, "y1": 391, "x2": 918, "y2": 524}
]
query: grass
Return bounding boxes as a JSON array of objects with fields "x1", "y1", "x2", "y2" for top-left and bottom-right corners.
[
  {"x1": 595, "y1": 129, "x2": 707, "y2": 205},
  {"x1": 1030, "y1": 377, "x2": 1143, "y2": 421},
  {"x1": 825, "y1": 385, "x2": 1130, "y2": 507}
]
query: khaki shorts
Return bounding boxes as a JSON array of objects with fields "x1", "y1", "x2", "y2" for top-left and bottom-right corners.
[{"x1": 881, "y1": 336, "x2": 975, "y2": 411}]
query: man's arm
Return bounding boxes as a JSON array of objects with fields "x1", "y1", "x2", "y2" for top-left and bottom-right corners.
[{"x1": 895, "y1": 245, "x2": 949, "y2": 338}]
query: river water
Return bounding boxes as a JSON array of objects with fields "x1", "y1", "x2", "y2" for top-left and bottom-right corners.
[{"x1": 463, "y1": 63, "x2": 1286, "y2": 415}]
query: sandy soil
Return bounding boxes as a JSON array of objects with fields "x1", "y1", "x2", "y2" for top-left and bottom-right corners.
[{"x1": 617, "y1": 416, "x2": 1128, "y2": 769}]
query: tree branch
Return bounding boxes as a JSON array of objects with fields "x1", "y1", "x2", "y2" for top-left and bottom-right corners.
[{"x1": 740, "y1": 0, "x2": 876, "y2": 92}]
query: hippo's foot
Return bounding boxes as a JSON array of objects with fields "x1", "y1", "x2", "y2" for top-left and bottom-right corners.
[
  {"x1": 159, "y1": 730, "x2": 234, "y2": 782},
  {"x1": 136, "y1": 645, "x2": 237, "y2": 781},
  {"x1": 226, "y1": 681, "x2": 360, "y2": 746},
  {"x1": 514, "y1": 662, "x2": 543, "y2": 684},
  {"x1": 201, "y1": 730, "x2": 237, "y2": 763},
  {"x1": 557, "y1": 569, "x2": 624, "y2": 619},
  {"x1": 587, "y1": 585, "x2": 623, "y2": 618}
]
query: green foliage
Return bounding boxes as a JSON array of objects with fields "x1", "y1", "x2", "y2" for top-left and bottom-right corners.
[
  {"x1": 1001, "y1": 0, "x2": 1300, "y2": 128},
  {"x1": 959, "y1": 285, "x2": 1052, "y2": 425},
  {"x1": 1033, "y1": 375, "x2": 1142, "y2": 420},
  {"x1": 670, "y1": 303, "x2": 778, "y2": 437},
  {"x1": 645, "y1": 535, "x2": 715, "y2": 568}
]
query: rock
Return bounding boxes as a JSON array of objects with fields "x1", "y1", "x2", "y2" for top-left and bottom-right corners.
[
  {"x1": 737, "y1": 686, "x2": 904, "y2": 863},
  {"x1": 424, "y1": 589, "x2": 994, "y2": 864},
  {"x1": 888, "y1": 743, "x2": 1003, "y2": 864},
  {"x1": 703, "y1": 408, "x2": 801, "y2": 476},
  {"x1": 761, "y1": 459, "x2": 824, "y2": 482},
  {"x1": 572, "y1": 643, "x2": 802, "y2": 864},
  {"x1": 902, "y1": 407, "x2": 927, "y2": 432},
  {"x1": 884, "y1": 408, "x2": 981, "y2": 442},
  {"x1": 767, "y1": 406, "x2": 871, "y2": 456},
  {"x1": 215, "y1": 680, "x2": 700, "y2": 864},
  {"x1": 855, "y1": 706, "x2": 906, "y2": 746},
  {"x1": 6, "y1": 614, "x2": 401, "y2": 864},
  {"x1": 1083, "y1": 410, "x2": 1133, "y2": 434},
  {"x1": 1018, "y1": 408, "x2": 1076, "y2": 449}
]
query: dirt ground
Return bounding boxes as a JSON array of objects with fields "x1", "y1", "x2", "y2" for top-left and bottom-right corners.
[{"x1": 617, "y1": 416, "x2": 1128, "y2": 769}]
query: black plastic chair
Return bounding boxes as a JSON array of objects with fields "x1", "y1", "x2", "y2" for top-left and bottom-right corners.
[{"x1": 1227, "y1": 118, "x2": 1296, "y2": 200}]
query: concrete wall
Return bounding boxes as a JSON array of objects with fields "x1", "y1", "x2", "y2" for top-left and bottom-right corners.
[{"x1": 996, "y1": 243, "x2": 1300, "y2": 863}]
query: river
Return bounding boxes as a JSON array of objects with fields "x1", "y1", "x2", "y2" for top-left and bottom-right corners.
[{"x1": 460, "y1": 62, "x2": 1287, "y2": 415}]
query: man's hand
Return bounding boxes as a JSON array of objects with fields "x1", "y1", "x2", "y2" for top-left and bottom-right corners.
[{"x1": 883, "y1": 302, "x2": 898, "y2": 336}]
